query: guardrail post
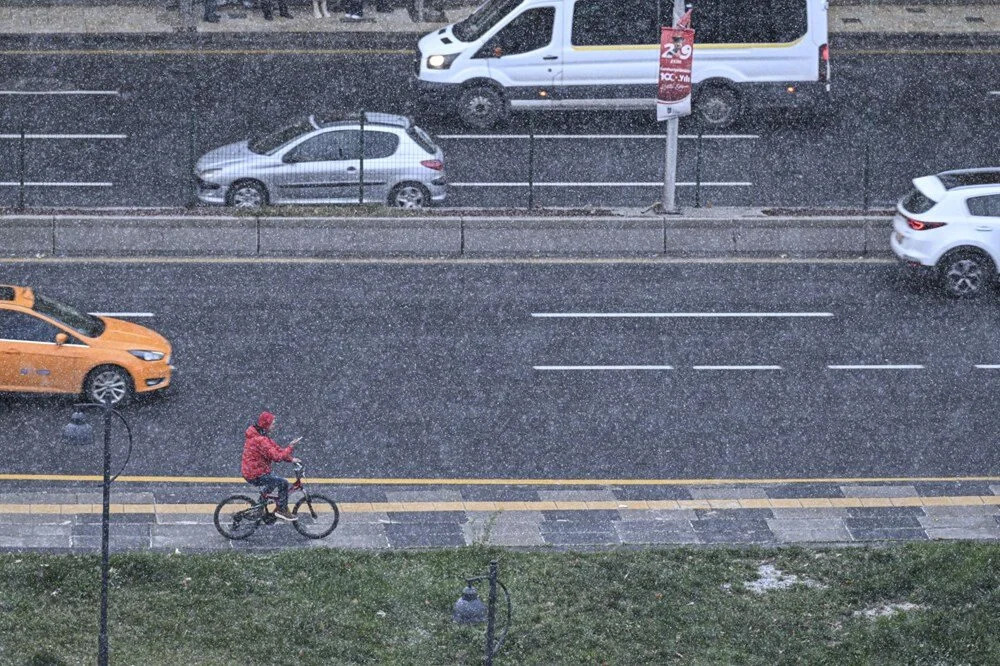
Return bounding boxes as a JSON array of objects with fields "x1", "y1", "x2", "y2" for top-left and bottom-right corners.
[
  {"x1": 527, "y1": 117, "x2": 535, "y2": 211},
  {"x1": 18, "y1": 125, "x2": 26, "y2": 211},
  {"x1": 186, "y1": 105, "x2": 197, "y2": 208}
]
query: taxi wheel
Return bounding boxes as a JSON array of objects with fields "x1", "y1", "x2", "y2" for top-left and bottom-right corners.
[{"x1": 84, "y1": 365, "x2": 134, "y2": 406}]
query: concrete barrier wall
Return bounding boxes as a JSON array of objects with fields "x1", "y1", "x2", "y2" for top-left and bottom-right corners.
[{"x1": 0, "y1": 214, "x2": 893, "y2": 258}]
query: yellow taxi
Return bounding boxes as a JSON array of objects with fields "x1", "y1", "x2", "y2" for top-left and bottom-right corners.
[{"x1": 0, "y1": 285, "x2": 173, "y2": 405}]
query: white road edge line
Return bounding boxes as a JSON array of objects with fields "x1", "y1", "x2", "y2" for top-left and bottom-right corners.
[
  {"x1": 692, "y1": 365, "x2": 783, "y2": 371},
  {"x1": 452, "y1": 181, "x2": 752, "y2": 188},
  {"x1": 532, "y1": 312, "x2": 834, "y2": 318},
  {"x1": 0, "y1": 134, "x2": 128, "y2": 140},
  {"x1": 827, "y1": 365, "x2": 924, "y2": 370},
  {"x1": 89, "y1": 312, "x2": 155, "y2": 317},
  {"x1": 534, "y1": 365, "x2": 674, "y2": 370},
  {"x1": 974, "y1": 364, "x2": 1000, "y2": 369},
  {"x1": 438, "y1": 134, "x2": 760, "y2": 140},
  {"x1": 0, "y1": 181, "x2": 114, "y2": 187},
  {"x1": 989, "y1": 91, "x2": 1000, "y2": 96},
  {"x1": 0, "y1": 90, "x2": 120, "y2": 96}
]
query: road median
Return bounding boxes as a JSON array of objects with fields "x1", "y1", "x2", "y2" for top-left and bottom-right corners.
[{"x1": 0, "y1": 210, "x2": 894, "y2": 259}]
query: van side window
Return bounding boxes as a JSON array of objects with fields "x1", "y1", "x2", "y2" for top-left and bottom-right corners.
[
  {"x1": 482, "y1": 7, "x2": 556, "y2": 57},
  {"x1": 967, "y1": 195, "x2": 1000, "y2": 217},
  {"x1": 695, "y1": 0, "x2": 808, "y2": 44},
  {"x1": 572, "y1": 0, "x2": 663, "y2": 47}
]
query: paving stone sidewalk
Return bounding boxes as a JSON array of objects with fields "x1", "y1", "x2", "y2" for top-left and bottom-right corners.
[{"x1": 2, "y1": 480, "x2": 1000, "y2": 552}]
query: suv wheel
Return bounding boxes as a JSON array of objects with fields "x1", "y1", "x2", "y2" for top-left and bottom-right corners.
[
  {"x1": 458, "y1": 86, "x2": 507, "y2": 129},
  {"x1": 939, "y1": 249, "x2": 994, "y2": 298}
]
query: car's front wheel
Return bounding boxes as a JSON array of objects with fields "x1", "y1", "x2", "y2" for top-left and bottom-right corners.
[
  {"x1": 388, "y1": 182, "x2": 431, "y2": 209},
  {"x1": 84, "y1": 365, "x2": 134, "y2": 406},
  {"x1": 938, "y1": 249, "x2": 995, "y2": 298},
  {"x1": 225, "y1": 180, "x2": 268, "y2": 209}
]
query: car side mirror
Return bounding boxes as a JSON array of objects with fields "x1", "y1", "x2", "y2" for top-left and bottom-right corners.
[
  {"x1": 55, "y1": 332, "x2": 68, "y2": 346},
  {"x1": 492, "y1": 46, "x2": 504, "y2": 58}
]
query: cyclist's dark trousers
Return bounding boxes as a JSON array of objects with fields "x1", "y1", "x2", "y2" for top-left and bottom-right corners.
[{"x1": 249, "y1": 473, "x2": 289, "y2": 510}]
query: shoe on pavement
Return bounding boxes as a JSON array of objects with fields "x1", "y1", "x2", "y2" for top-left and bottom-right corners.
[
  {"x1": 344, "y1": 13, "x2": 362, "y2": 20},
  {"x1": 274, "y1": 508, "x2": 298, "y2": 522}
]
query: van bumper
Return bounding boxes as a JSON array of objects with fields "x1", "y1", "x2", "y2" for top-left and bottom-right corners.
[
  {"x1": 411, "y1": 77, "x2": 463, "y2": 109},
  {"x1": 741, "y1": 81, "x2": 829, "y2": 110}
]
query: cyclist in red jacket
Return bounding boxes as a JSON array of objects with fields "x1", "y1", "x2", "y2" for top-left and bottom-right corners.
[{"x1": 242, "y1": 411, "x2": 301, "y2": 522}]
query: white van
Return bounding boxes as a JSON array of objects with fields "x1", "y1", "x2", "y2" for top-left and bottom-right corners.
[{"x1": 413, "y1": 0, "x2": 830, "y2": 128}]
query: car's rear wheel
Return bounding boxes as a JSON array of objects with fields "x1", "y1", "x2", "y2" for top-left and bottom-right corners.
[
  {"x1": 225, "y1": 180, "x2": 268, "y2": 209},
  {"x1": 458, "y1": 85, "x2": 507, "y2": 129},
  {"x1": 84, "y1": 365, "x2": 134, "y2": 406},
  {"x1": 388, "y1": 182, "x2": 431, "y2": 209},
  {"x1": 938, "y1": 249, "x2": 995, "y2": 298}
]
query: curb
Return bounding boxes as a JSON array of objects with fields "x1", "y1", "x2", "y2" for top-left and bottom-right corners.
[{"x1": 0, "y1": 214, "x2": 894, "y2": 259}]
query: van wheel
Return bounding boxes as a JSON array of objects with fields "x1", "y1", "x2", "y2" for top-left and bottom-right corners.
[
  {"x1": 458, "y1": 86, "x2": 507, "y2": 129},
  {"x1": 938, "y1": 249, "x2": 995, "y2": 299},
  {"x1": 696, "y1": 86, "x2": 740, "y2": 129},
  {"x1": 84, "y1": 365, "x2": 134, "y2": 406}
]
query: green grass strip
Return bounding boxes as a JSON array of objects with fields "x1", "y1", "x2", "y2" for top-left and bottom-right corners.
[{"x1": 2, "y1": 544, "x2": 999, "y2": 665}]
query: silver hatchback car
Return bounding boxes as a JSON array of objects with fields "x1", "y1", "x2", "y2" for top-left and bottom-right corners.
[{"x1": 195, "y1": 112, "x2": 447, "y2": 208}]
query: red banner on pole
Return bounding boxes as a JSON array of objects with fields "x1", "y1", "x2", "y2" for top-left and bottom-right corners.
[{"x1": 657, "y1": 23, "x2": 695, "y2": 121}]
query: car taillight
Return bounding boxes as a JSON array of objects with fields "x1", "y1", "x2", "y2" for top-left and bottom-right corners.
[
  {"x1": 819, "y1": 44, "x2": 829, "y2": 82},
  {"x1": 421, "y1": 159, "x2": 444, "y2": 171},
  {"x1": 906, "y1": 217, "x2": 945, "y2": 231}
]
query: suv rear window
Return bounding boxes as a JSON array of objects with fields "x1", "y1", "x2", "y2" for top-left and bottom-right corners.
[{"x1": 901, "y1": 189, "x2": 937, "y2": 214}]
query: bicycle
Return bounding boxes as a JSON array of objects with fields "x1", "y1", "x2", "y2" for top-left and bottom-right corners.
[{"x1": 213, "y1": 461, "x2": 340, "y2": 540}]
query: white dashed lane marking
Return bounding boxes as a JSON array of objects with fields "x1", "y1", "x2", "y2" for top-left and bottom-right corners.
[{"x1": 532, "y1": 312, "x2": 834, "y2": 318}]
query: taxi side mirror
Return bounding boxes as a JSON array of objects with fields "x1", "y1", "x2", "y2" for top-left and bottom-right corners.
[{"x1": 55, "y1": 332, "x2": 68, "y2": 346}]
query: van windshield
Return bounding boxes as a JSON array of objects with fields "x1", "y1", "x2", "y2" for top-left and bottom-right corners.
[{"x1": 453, "y1": 0, "x2": 524, "y2": 42}]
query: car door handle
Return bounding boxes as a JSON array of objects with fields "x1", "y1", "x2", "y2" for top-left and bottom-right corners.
[
  {"x1": 543, "y1": 55, "x2": 558, "y2": 60},
  {"x1": 976, "y1": 226, "x2": 992, "y2": 232}
]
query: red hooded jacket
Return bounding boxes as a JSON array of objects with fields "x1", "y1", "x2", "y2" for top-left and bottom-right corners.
[{"x1": 242, "y1": 424, "x2": 294, "y2": 481}]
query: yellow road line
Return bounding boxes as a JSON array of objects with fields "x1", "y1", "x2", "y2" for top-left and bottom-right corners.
[
  {"x1": 1, "y1": 472, "x2": 999, "y2": 485},
  {"x1": 3, "y1": 495, "x2": 999, "y2": 515},
  {"x1": 0, "y1": 256, "x2": 897, "y2": 266}
]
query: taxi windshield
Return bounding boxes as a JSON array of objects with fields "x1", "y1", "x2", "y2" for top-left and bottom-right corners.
[{"x1": 33, "y1": 293, "x2": 105, "y2": 338}]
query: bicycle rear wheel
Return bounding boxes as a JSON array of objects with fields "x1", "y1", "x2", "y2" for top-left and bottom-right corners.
[
  {"x1": 214, "y1": 495, "x2": 260, "y2": 540},
  {"x1": 293, "y1": 494, "x2": 340, "y2": 539}
]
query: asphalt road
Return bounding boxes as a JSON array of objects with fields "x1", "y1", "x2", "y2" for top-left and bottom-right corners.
[
  {"x1": 0, "y1": 33, "x2": 996, "y2": 209},
  {"x1": 2, "y1": 259, "x2": 1000, "y2": 482}
]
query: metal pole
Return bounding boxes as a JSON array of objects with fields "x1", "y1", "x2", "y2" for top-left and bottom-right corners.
[
  {"x1": 485, "y1": 560, "x2": 498, "y2": 666},
  {"x1": 18, "y1": 125, "x2": 26, "y2": 211},
  {"x1": 359, "y1": 112, "x2": 365, "y2": 205},
  {"x1": 695, "y1": 128, "x2": 703, "y2": 208},
  {"x1": 99, "y1": 404, "x2": 112, "y2": 666},
  {"x1": 527, "y1": 118, "x2": 535, "y2": 211},
  {"x1": 862, "y1": 140, "x2": 871, "y2": 211},
  {"x1": 661, "y1": 2, "x2": 685, "y2": 214}
]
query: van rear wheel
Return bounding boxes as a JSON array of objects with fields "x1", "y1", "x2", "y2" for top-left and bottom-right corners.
[
  {"x1": 458, "y1": 86, "x2": 507, "y2": 129},
  {"x1": 696, "y1": 86, "x2": 740, "y2": 129}
]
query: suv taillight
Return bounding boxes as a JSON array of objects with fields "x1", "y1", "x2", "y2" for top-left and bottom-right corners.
[
  {"x1": 819, "y1": 44, "x2": 829, "y2": 82},
  {"x1": 906, "y1": 217, "x2": 945, "y2": 231},
  {"x1": 421, "y1": 159, "x2": 444, "y2": 171}
]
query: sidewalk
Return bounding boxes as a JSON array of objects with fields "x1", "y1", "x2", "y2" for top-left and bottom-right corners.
[
  {"x1": 0, "y1": 1, "x2": 997, "y2": 35},
  {"x1": 2, "y1": 478, "x2": 1000, "y2": 552}
]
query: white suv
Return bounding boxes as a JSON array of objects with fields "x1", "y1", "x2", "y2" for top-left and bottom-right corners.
[{"x1": 891, "y1": 168, "x2": 1000, "y2": 298}]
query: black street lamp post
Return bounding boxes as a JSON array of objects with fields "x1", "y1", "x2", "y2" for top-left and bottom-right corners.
[
  {"x1": 453, "y1": 560, "x2": 512, "y2": 665},
  {"x1": 63, "y1": 402, "x2": 134, "y2": 666}
]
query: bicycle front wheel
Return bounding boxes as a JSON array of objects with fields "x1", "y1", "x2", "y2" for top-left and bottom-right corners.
[
  {"x1": 214, "y1": 495, "x2": 260, "y2": 540},
  {"x1": 293, "y1": 494, "x2": 340, "y2": 539}
]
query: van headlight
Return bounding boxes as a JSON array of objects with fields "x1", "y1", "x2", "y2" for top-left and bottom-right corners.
[
  {"x1": 427, "y1": 53, "x2": 459, "y2": 70},
  {"x1": 129, "y1": 350, "x2": 165, "y2": 361}
]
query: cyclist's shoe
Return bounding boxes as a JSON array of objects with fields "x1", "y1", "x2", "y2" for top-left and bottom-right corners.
[{"x1": 274, "y1": 508, "x2": 298, "y2": 522}]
